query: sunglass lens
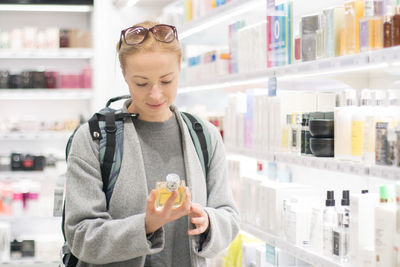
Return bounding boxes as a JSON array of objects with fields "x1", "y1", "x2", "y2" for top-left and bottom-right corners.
[
  {"x1": 125, "y1": 27, "x2": 147, "y2": 45},
  {"x1": 153, "y1": 25, "x2": 175, "y2": 42}
]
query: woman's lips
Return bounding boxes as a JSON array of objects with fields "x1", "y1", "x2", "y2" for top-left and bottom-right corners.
[{"x1": 147, "y1": 102, "x2": 165, "y2": 109}]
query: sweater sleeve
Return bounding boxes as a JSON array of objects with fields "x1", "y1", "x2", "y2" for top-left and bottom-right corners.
[
  {"x1": 193, "y1": 122, "x2": 240, "y2": 258},
  {"x1": 64, "y1": 124, "x2": 164, "y2": 264}
]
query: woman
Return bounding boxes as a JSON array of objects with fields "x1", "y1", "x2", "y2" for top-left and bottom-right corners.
[{"x1": 64, "y1": 21, "x2": 239, "y2": 267}]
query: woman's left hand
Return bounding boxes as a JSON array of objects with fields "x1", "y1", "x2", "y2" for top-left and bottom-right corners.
[{"x1": 187, "y1": 203, "x2": 210, "y2": 236}]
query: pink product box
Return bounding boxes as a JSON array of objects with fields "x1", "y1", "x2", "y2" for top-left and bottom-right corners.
[
  {"x1": 60, "y1": 68, "x2": 92, "y2": 89},
  {"x1": 61, "y1": 74, "x2": 80, "y2": 89}
]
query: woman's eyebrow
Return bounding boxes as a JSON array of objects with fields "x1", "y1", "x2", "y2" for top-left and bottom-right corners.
[
  {"x1": 132, "y1": 75, "x2": 148, "y2": 80},
  {"x1": 160, "y1": 72, "x2": 174, "y2": 78}
]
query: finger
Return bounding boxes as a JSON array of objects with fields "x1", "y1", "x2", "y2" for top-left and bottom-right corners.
[
  {"x1": 187, "y1": 225, "x2": 206, "y2": 236},
  {"x1": 181, "y1": 187, "x2": 191, "y2": 211},
  {"x1": 189, "y1": 203, "x2": 203, "y2": 217},
  {"x1": 163, "y1": 190, "x2": 178, "y2": 211},
  {"x1": 191, "y1": 216, "x2": 206, "y2": 225},
  {"x1": 146, "y1": 190, "x2": 157, "y2": 212}
]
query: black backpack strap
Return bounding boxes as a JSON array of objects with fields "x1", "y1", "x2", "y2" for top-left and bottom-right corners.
[
  {"x1": 181, "y1": 112, "x2": 209, "y2": 176},
  {"x1": 101, "y1": 112, "x2": 117, "y2": 203},
  {"x1": 106, "y1": 95, "x2": 131, "y2": 107},
  {"x1": 88, "y1": 114, "x2": 102, "y2": 141}
]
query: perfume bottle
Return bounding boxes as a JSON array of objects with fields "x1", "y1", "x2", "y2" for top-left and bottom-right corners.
[
  {"x1": 384, "y1": 12, "x2": 393, "y2": 47},
  {"x1": 359, "y1": 0, "x2": 383, "y2": 52},
  {"x1": 156, "y1": 174, "x2": 186, "y2": 209},
  {"x1": 333, "y1": 190, "x2": 350, "y2": 262},
  {"x1": 393, "y1": 6, "x2": 400, "y2": 46},
  {"x1": 323, "y1": 191, "x2": 337, "y2": 256}
]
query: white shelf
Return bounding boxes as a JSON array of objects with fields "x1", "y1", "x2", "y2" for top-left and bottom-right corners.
[
  {"x1": 226, "y1": 146, "x2": 400, "y2": 181},
  {"x1": 0, "y1": 131, "x2": 72, "y2": 141},
  {"x1": 0, "y1": 4, "x2": 92, "y2": 13},
  {"x1": 241, "y1": 223, "x2": 345, "y2": 267},
  {"x1": 179, "y1": 0, "x2": 263, "y2": 39},
  {"x1": 179, "y1": 46, "x2": 400, "y2": 93},
  {"x1": 1, "y1": 258, "x2": 59, "y2": 267},
  {"x1": 0, "y1": 168, "x2": 63, "y2": 179},
  {"x1": 0, "y1": 89, "x2": 92, "y2": 100},
  {"x1": 0, "y1": 216, "x2": 60, "y2": 222},
  {"x1": 0, "y1": 48, "x2": 93, "y2": 59}
]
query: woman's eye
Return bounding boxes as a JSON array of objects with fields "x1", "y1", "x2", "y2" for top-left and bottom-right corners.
[
  {"x1": 136, "y1": 83, "x2": 148, "y2": 87},
  {"x1": 161, "y1": 80, "x2": 172, "y2": 84}
]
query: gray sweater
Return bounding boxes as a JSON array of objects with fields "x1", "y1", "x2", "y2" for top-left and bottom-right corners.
[
  {"x1": 64, "y1": 104, "x2": 240, "y2": 267},
  {"x1": 133, "y1": 113, "x2": 190, "y2": 267}
]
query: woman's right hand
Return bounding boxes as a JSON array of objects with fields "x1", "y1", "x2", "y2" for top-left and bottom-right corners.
[{"x1": 145, "y1": 187, "x2": 191, "y2": 234}]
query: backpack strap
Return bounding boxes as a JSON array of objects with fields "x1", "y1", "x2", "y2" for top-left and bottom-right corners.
[
  {"x1": 101, "y1": 112, "x2": 116, "y2": 202},
  {"x1": 181, "y1": 112, "x2": 212, "y2": 179}
]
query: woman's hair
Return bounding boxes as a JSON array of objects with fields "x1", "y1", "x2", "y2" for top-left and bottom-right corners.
[{"x1": 116, "y1": 21, "x2": 182, "y2": 70}]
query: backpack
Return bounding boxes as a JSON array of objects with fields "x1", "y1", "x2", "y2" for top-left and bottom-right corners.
[{"x1": 60, "y1": 95, "x2": 211, "y2": 267}]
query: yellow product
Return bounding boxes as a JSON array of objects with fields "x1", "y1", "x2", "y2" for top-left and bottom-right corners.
[
  {"x1": 352, "y1": 120, "x2": 365, "y2": 156},
  {"x1": 223, "y1": 233, "x2": 262, "y2": 267},
  {"x1": 155, "y1": 174, "x2": 186, "y2": 209},
  {"x1": 184, "y1": 0, "x2": 193, "y2": 21}
]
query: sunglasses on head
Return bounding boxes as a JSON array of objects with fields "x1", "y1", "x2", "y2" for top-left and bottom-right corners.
[{"x1": 118, "y1": 24, "x2": 178, "y2": 50}]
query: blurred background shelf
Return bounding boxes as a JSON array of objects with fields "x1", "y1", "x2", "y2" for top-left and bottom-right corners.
[
  {"x1": 0, "y1": 89, "x2": 93, "y2": 100},
  {"x1": 0, "y1": 48, "x2": 94, "y2": 59}
]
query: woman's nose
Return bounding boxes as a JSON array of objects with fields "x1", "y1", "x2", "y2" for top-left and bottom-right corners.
[{"x1": 149, "y1": 84, "x2": 162, "y2": 100}]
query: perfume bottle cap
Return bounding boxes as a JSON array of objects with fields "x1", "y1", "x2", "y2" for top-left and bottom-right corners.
[
  {"x1": 341, "y1": 190, "x2": 350, "y2": 206},
  {"x1": 326, "y1": 190, "x2": 335, "y2": 206},
  {"x1": 166, "y1": 173, "x2": 180, "y2": 192},
  {"x1": 361, "y1": 189, "x2": 369, "y2": 194},
  {"x1": 286, "y1": 114, "x2": 292, "y2": 124}
]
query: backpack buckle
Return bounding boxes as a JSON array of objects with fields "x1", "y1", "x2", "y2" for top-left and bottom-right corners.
[
  {"x1": 193, "y1": 122, "x2": 203, "y2": 132},
  {"x1": 105, "y1": 126, "x2": 116, "y2": 133}
]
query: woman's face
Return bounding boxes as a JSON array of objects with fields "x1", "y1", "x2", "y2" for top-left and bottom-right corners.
[{"x1": 123, "y1": 51, "x2": 180, "y2": 122}]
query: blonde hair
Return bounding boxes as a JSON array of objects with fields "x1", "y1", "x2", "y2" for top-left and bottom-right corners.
[{"x1": 116, "y1": 21, "x2": 182, "y2": 70}]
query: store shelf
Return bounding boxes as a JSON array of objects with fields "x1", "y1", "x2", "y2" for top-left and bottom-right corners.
[
  {"x1": 0, "y1": 4, "x2": 92, "y2": 13},
  {"x1": 0, "y1": 168, "x2": 63, "y2": 179},
  {"x1": 1, "y1": 258, "x2": 59, "y2": 267},
  {"x1": 0, "y1": 89, "x2": 92, "y2": 100},
  {"x1": 0, "y1": 48, "x2": 93, "y2": 59},
  {"x1": 179, "y1": 46, "x2": 400, "y2": 93},
  {"x1": 241, "y1": 223, "x2": 345, "y2": 267},
  {"x1": 0, "y1": 131, "x2": 72, "y2": 141},
  {"x1": 226, "y1": 146, "x2": 400, "y2": 180},
  {"x1": 179, "y1": 0, "x2": 263, "y2": 39},
  {"x1": 0, "y1": 215, "x2": 60, "y2": 222}
]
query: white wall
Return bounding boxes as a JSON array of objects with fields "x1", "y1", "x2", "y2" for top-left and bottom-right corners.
[{"x1": 92, "y1": 0, "x2": 164, "y2": 111}]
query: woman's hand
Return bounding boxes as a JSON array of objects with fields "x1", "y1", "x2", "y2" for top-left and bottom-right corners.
[
  {"x1": 187, "y1": 203, "x2": 210, "y2": 236},
  {"x1": 145, "y1": 187, "x2": 191, "y2": 234}
]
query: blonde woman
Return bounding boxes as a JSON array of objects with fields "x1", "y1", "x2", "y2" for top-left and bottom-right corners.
[{"x1": 64, "y1": 21, "x2": 239, "y2": 267}]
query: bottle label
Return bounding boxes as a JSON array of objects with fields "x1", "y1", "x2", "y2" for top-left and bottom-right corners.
[
  {"x1": 352, "y1": 120, "x2": 364, "y2": 156},
  {"x1": 333, "y1": 230, "x2": 340, "y2": 256}
]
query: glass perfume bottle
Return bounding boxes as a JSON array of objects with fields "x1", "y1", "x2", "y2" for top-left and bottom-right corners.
[
  {"x1": 384, "y1": 13, "x2": 393, "y2": 47},
  {"x1": 156, "y1": 173, "x2": 186, "y2": 209},
  {"x1": 393, "y1": 6, "x2": 400, "y2": 46},
  {"x1": 359, "y1": 0, "x2": 383, "y2": 52}
]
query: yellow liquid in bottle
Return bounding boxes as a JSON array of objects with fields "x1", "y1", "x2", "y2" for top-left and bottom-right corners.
[{"x1": 156, "y1": 181, "x2": 186, "y2": 209}]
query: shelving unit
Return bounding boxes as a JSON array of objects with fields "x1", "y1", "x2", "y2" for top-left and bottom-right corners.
[
  {"x1": 179, "y1": 46, "x2": 400, "y2": 93},
  {"x1": 2, "y1": 259, "x2": 59, "y2": 267},
  {"x1": 0, "y1": 4, "x2": 92, "y2": 12},
  {"x1": 226, "y1": 146, "x2": 400, "y2": 180},
  {"x1": 0, "y1": 131, "x2": 72, "y2": 141},
  {"x1": 0, "y1": 4, "x2": 93, "y2": 264},
  {"x1": 179, "y1": 0, "x2": 263, "y2": 39},
  {"x1": 0, "y1": 89, "x2": 93, "y2": 100},
  {"x1": 241, "y1": 223, "x2": 345, "y2": 267},
  {"x1": 0, "y1": 48, "x2": 94, "y2": 59}
]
